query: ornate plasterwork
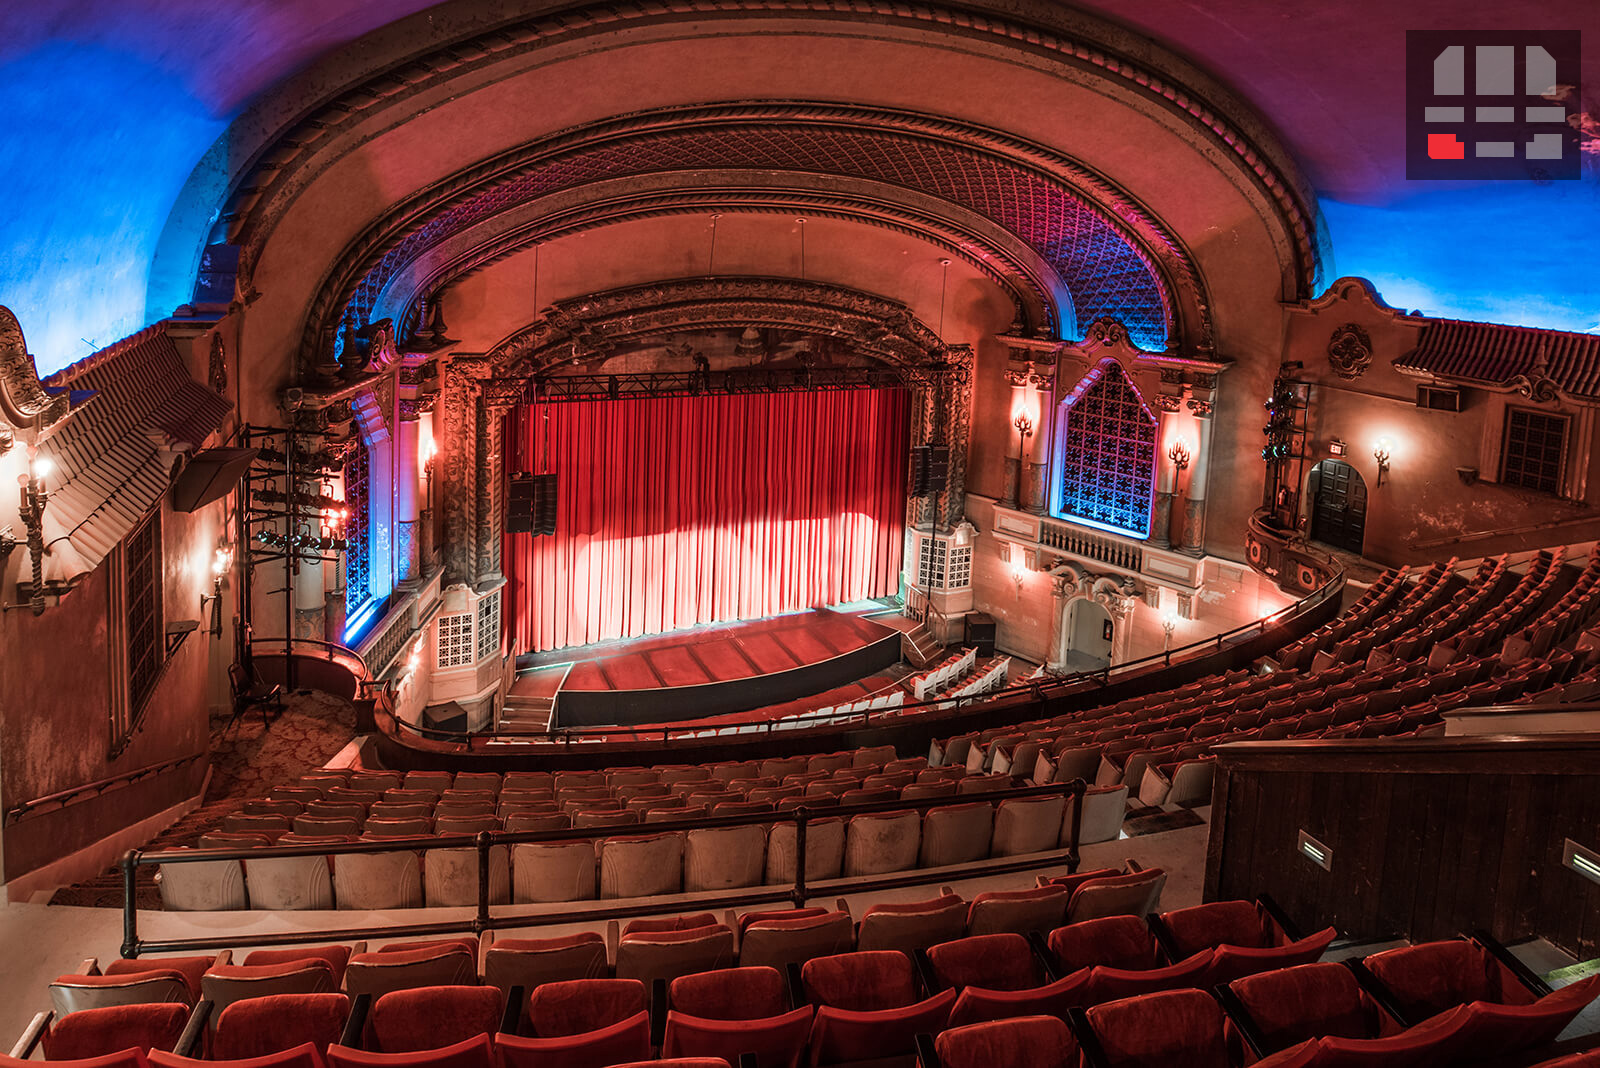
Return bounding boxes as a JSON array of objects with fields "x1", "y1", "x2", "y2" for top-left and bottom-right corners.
[
  {"x1": 219, "y1": 0, "x2": 1318, "y2": 325},
  {"x1": 292, "y1": 103, "x2": 1220, "y2": 373},
  {"x1": 1327, "y1": 323, "x2": 1374, "y2": 381},
  {"x1": 0, "y1": 306, "x2": 74, "y2": 433}
]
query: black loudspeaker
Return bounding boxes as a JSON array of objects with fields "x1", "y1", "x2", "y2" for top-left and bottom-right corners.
[
  {"x1": 909, "y1": 445, "x2": 951, "y2": 497},
  {"x1": 532, "y1": 473, "x2": 558, "y2": 536},
  {"x1": 507, "y1": 474, "x2": 536, "y2": 533}
]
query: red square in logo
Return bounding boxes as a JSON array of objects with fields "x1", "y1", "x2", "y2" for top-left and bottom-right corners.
[{"x1": 1427, "y1": 132, "x2": 1466, "y2": 160}]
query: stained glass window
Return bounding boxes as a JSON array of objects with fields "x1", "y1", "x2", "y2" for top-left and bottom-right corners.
[
  {"x1": 345, "y1": 445, "x2": 371, "y2": 616},
  {"x1": 1051, "y1": 359, "x2": 1158, "y2": 539}
]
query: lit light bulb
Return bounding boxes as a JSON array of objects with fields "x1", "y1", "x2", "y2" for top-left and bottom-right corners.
[{"x1": 30, "y1": 456, "x2": 52, "y2": 480}]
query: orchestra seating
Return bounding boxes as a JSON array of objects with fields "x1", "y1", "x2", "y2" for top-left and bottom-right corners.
[{"x1": 11, "y1": 876, "x2": 1597, "y2": 1068}]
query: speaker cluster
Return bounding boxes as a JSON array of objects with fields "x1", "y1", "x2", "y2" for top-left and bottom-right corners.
[
  {"x1": 508, "y1": 473, "x2": 558, "y2": 535},
  {"x1": 909, "y1": 445, "x2": 950, "y2": 497}
]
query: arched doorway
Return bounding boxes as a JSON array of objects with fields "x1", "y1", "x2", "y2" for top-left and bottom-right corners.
[
  {"x1": 1058, "y1": 597, "x2": 1114, "y2": 673},
  {"x1": 1307, "y1": 460, "x2": 1367, "y2": 554}
]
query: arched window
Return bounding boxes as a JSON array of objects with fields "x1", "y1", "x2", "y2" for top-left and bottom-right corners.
[
  {"x1": 344, "y1": 443, "x2": 371, "y2": 617},
  {"x1": 1050, "y1": 358, "x2": 1158, "y2": 539}
]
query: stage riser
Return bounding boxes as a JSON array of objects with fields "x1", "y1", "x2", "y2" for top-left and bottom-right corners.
[{"x1": 553, "y1": 632, "x2": 903, "y2": 728}]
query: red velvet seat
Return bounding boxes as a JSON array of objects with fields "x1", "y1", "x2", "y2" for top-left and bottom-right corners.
[
  {"x1": 212, "y1": 994, "x2": 351, "y2": 1060},
  {"x1": 240, "y1": 945, "x2": 357, "y2": 987},
  {"x1": 661, "y1": 1007, "x2": 813, "y2": 1068},
  {"x1": 1046, "y1": 916, "x2": 1165, "y2": 973},
  {"x1": 50, "y1": 972, "x2": 195, "y2": 1017},
  {"x1": 854, "y1": 894, "x2": 967, "y2": 955},
  {"x1": 933, "y1": 1015, "x2": 1078, "y2": 1068},
  {"x1": 623, "y1": 913, "x2": 720, "y2": 936},
  {"x1": 1081, "y1": 988, "x2": 1237, "y2": 1068},
  {"x1": 1360, "y1": 939, "x2": 1541, "y2": 1022},
  {"x1": 1427, "y1": 974, "x2": 1600, "y2": 1064},
  {"x1": 496, "y1": 1014, "x2": 652, "y2": 1068},
  {"x1": 102, "y1": 958, "x2": 217, "y2": 1001},
  {"x1": 926, "y1": 934, "x2": 1042, "y2": 991},
  {"x1": 1080, "y1": 951, "x2": 1214, "y2": 1003},
  {"x1": 1157, "y1": 900, "x2": 1335, "y2": 984},
  {"x1": 965, "y1": 886, "x2": 1069, "y2": 937},
  {"x1": 328, "y1": 1034, "x2": 494, "y2": 1068},
  {"x1": 801, "y1": 950, "x2": 954, "y2": 1064},
  {"x1": 1248, "y1": 1007, "x2": 1473, "y2": 1068},
  {"x1": 612, "y1": 1061, "x2": 731, "y2": 1068},
  {"x1": 1225, "y1": 962, "x2": 1400, "y2": 1059},
  {"x1": 148, "y1": 1044, "x2": 329, "y2": 1068},
  {"x1": 523, "y1": 979, "x2": 647, "y2": 1038},
  {"x1": 670, "y1": 967, "x2": 789, "y2": 1020},
  {"x1": 36, "y1": 1005, "x2": 190, "y2": 1060},
  {"x1": 368, "y1": 986, "x2": 504, "y2": 1052},
  {"x1": 947, "y1": 972, "x2": 1092, "y2": 1028},
  {"x1": 0, "y1": 1052, "x2": 151, "y2": 1068}
]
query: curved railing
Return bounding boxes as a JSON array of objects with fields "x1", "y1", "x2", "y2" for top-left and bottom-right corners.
[
  {"x1": 381, "y1": 553, "x2": 1345, "y2": 752},
  {"x1": 248, "y1": 636, "x2": 377, "y2": 700}
]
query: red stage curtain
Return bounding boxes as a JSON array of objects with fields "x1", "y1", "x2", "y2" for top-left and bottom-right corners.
[{"x1": 506, "y1": 389, "x2": 910, "y2": 653}]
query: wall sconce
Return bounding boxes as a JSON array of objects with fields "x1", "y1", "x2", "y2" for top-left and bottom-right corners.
[
  {"x1": 1161, "y1": 611, "x2": 1177, "y2": 651},
  {"x1": 14, "y1": 452, "x2": 52, "y2": 616},
  {"x1": 1009, "y1": 549, "x2": 1026, "y2": 599},
  {"x1": 1373, "y1": 439, "x2": 1392, "y2": 487},
  {"x1": 1012, "y1": 409, "x2": 1034, "y2": 459},
  {"x1": 201, "y1": 543, "x2": 234, "y2": 637},
  {"x1": 1167, "y1": 439, "x2": 1191, "y2": 472}
]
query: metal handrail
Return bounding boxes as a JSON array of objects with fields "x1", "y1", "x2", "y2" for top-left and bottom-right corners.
[
  {"x1": 5, "y1": 751, "x2": 207, "y2": 826},
  {"x1": 248, "y1": 636, "x2": 370, "y2": 677},
  {"x1": 388, "y1": 560, "x2": 1344, "y2": 747},
  {"x1": 120, "y1": 778, "x2": 1087, "y2": 958}
]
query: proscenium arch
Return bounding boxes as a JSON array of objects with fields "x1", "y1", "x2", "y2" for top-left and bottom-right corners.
[
  {"x1": 436, "y1": 276, "x2": 978, "y2": 586},
  {"x1": 292, "y1": 103, "x2": 1216, "y2": 371}
]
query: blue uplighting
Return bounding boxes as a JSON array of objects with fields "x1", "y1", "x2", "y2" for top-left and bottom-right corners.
[
  {"x1": 0, "y1": 42, "x2": 226, "y2": 376},
  {"x1": 1320, "y1": 180, "x2": 1600, "y2": 334}
]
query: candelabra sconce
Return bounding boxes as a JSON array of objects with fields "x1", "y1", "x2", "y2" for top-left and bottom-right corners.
[
  {"x1": 1373, "y1": 439, "x2": 1392, "y2": 488},
  {"x1": 1010, "y1": 550, "x2": 1026, "y2": 600},
  {"x1": 1161, "y1": 611, "x2": 1177, "y2": 653},
  {"x1": 14, "y1": 454, "x2": 52, "y2": 616},
  {"x1": 1013, "y1": 410, "x2": 1034, "y2": 459},
  {"x1": 1167, "y1": 439, "x2": 1191, "y2": 473},
  {"x1": 201, "y1": 543, "x2": 234, "y2": 637}
]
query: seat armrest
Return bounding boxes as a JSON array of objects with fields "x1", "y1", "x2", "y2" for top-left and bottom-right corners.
[
  {"x1": 1471, "y1": 929, "x2": 1554, "y2": 998},
  {"x1": 738, "y1": 1054, "x2": 760, "y2": 1068},
  {"x1": 1213, "y1": 983, "x2": 1266, "y2": 1060},
  {"x1": 912, "y1": 948, "x2": 939, "y2": 995},
  {"x1": 341, "y1": 992, "x2": 373, "y2": 1048},
  {"x1": 1257, "y1": 893, "x2": 1306, "y2": 943},
  {"x1": 1026, "y1": 930, "x2": 1060, "y2": 982},
  {"x1": 215, "y1": 950, "x2": 234, "y2": 967},
  {"x1": 1124, "y1": 858, "x2": 1143, "y2": 872},
  {"x1": 787, "y1": 961, "x2": 807, "y2": 1008},
  {"x1": 1342, "y1": 958, "x2": 1415, "y2": 1028},
  {"x1": 1143, "y1": 912, "x2": 1184, "y2": 964},
  {"x1": 175, "y1": 1000, "x2": 213, "y2": 1058},
  {"x1": 606, "y1": 919, "x2": 620, "y2": 967},
  {"x1": 651, "y1": 978, "x2": 668, "y2": 1048},
  {"x1": 351, "y1": 941, "x2": 368, "y2": 956},
  {"x1": 79, "y1": 958, "x2": 101, "y2": 977},
  {"x1": 1068, "y1": 1006, "x2": 1110, "y2": 1068},
  {"x1": 500, "y1": 985, "x2": 523, "y2": 1036},
  {"x1": 9, "y1": 1011, "x2": 52, "y2": 1059},
  {"x1": 914, "y1": 1031, "x2": 942, "y2": 1068}
]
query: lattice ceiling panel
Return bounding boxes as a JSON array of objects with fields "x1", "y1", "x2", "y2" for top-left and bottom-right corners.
[{"x1": 339, "y1": 124, "x2": 1172, "y2": 353}]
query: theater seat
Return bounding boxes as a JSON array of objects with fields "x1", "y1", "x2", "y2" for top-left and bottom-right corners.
[
  {"x1": 1223, "y1": 962, "x2": 1402, "y2": 1060},
  {"x1": 1154, "y1": 899, "x2": 1335, "y2": 984},
  {"x1": 926, "y1": 933, "x2": 1042, "y2": 991},
  {"x1": 484, "y1": 934, "x2": 609, "y2": 1000},
  {"x1": 50, "y1": 973, "x2": 193, "y2": 1017},
  {"x1": 600, "y1": 833, "x2": 684, "y2": 898},
  {"x1": 241, "y1": 945, "x2": 359, "y2": 988},
  {"x1": 423, "y1": 843, "x2": 511, "y2": 907},
  {"x1": 35, "y1": 1004, "x2": 190, "y2": 1060},
  {"x1": 1064, "y1": 867, "x2": 1166, "y2": 922},
  {"x1": 965, "y1": 885, "x2": 1068, "y2": 937},
  {"x1": 1246, "y1": 1006, "x2": 1474, "y2": 1068},
  {"x1": 1079, "y1": 988, "x2": 1235, "y2": 1068},
  {"x1": 499, "y1": 1013, "x2": 652, "y2": 1067},
  {"x1": 661, "y1": 1008, "x2": 813, "y2": 1068},
  {"x1": 200, "y1": 962, "x2": 337, "y2": 1023},
  {"x1": 801, "y1": 950, "x2": 955, "y2": 1066},
  {"x1": 342, "y1": 944, "x2": 476, "y2": 999},
  {"x1": 842, "y1": 811, "x2": 920, "y2": 876},
  {"x1": 684, "y1": 825, "x2": 767, "y2": 891},
  {"x1": 764, "y1": 819, "x2": 845, "y2": 884},
  {"x1": 1359, "y1": 938, "x2": 1541, "y2": 1023},
  {"x1": 990, "y1": 796, "x2": 1067, "y2": 857},
  {"x1": 945, "y1": 972, "x2": 1091, "y2": 1028},
  {"x1": 1064, "y1": 785, "x2": 1129, "y2": 846},
  {"x1": 240, "y1": 852, "x2": 335, "y2": 910},
  {"x1": 367, "y1": 987, "x2": 504, "y2": 1052},
  {"x1": 332, "y1": 850, "x2": 423, "y2": 910},
  {"x1": 1046, "y1": 915, "x2": 1165, "y2": 974},
  {"x1": 918, "y1": 804, "x2": 995, "y2": 867},
  {"x1": 211, "y1": 994, "x2": 352, "y2": 1060},
  {"x1": 152, "y1": 1043, "x2": 331, "y2": 1068},
  {"x1": 329, "y1": 1034, "x2": 495, "y2": 1068},
  {"x1": 512, "y1": 841, "x2": 597, "y2": 903},
  {"x1": 737, "y1": 911, "x2": 854, "y2": 971},
  {"x1": 855, "y1": 894, "x2": 967, "y2": 955},
  {"x1": 102, "y1": 958, "x2": 216, "y2": 1002},
  {"x1": 523, "y1": 978, "x2": 647, "y2": 1038},
  {"x1": 930, "y1": 1015, "x2": 1078, "y2": 1068},
  {"x1": 615, "y1": 925, "x2": 737, "y2": 986},
  {"x1": 153, "y1": 852, "x2": 248, "y2": 911}
]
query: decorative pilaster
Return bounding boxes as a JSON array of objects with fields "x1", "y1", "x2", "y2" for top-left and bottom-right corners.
[
  {"x1": 1152, "y1": 393, "x2": 1183, "y2": 549},
  {"x1": 998, "y1": 337, "x2": 1060, "y2": 517},
  {"x1": 396, "y1": 410, "x2": 421, "y2": 585},
  {"x1": 1181, "y1": 399, "x2": 1213, "y2": 556},
  {"x1": 940, "y1": 345, "x2": 975, "y2": 531},
  {"x1": 439, "y1": 359, "x2": 485, "y2": 587}
]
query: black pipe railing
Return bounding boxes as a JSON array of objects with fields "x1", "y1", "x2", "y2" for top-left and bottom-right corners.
[
  {"x1": 120, "y1": 779, "x2": 1087, "y2": 958},
  {"x1": 387, "y1": 562, "x2": 1343, "y2": 749}
]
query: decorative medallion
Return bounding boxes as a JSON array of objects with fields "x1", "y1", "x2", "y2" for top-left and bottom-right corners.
[{"x1": 1327, "y1": 323, "x2": 1373, "y2": 380}]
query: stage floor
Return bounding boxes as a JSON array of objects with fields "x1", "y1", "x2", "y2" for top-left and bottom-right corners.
[{"x1": 512, "y1": 604, "x2": 909, "y2": 727}]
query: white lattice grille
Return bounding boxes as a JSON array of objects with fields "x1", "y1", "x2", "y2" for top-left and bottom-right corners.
[
  {"x1": 917, "y1": 536, "x2": 948, "y2": 588},
  {"x1": 437, "y1": 612, "x2": 475, "y2": 668},
  {"x1": 946, "y1": 545, "x2": 973, "y2": 590},
  {"x1": 477, "y1": 590, "x2": 502, "y2": 661}
]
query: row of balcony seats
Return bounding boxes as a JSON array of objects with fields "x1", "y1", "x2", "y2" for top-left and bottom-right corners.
[
  {"x1": 19, "y1": 905, "x2": 1597, "y2": 1067},
  {"x1": 156, "y1": 792, "x2": 1128, "y2": 912},
  {"x1": 908, "y1": 648, "x2": 979, "y2": 701}
]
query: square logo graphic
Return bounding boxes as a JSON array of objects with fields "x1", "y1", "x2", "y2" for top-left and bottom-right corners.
[{"x1": 1407, "y1": 30, "x2": 1582, "y2": 180}]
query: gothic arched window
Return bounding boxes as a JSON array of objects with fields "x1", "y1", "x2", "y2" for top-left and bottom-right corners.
[
  {"x1": 344, "y1": 443, "x2": 371, "y2": 617},
  {"x1": 1050, "y1": 358, "x2": 1158, "y2": 539}
]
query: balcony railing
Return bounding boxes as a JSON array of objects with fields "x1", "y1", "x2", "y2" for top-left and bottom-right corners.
[{"x1": 1037, "y1": 515, "x2": 1144, "y2": 573}]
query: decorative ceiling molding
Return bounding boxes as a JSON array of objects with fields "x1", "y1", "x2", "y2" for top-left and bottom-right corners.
[
  {"x1": 215, "y1": 0, "x2": 1319, "y2": 307},
  {"x1": 472, "y1": 276, "x2": 951, "y2": 381},
  {"x1": 373, "y1": 178, "x2": 1074, "y2": 346},
  {"x1": 0, "y1": 307, "x2": 75, "y2": 434},
  {"x1": 294, "y1": 103, "x2": 1216, "y2": 373}
]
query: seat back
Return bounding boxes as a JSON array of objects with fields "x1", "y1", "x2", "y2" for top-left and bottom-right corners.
[
  {"x1": 525, "y1": 978, "x2": 647, "y2": 1037},
  {"x1": 424, "y1": 844, "x2": 511, "y2": 907},
  {"x1": 200, "y1": 963, "x2": 335, "y2": 1025},
  {"x1": 919, "y1": 803, "x2": 996, "y2": 867},
  {"x1": 484, "y1": 934, "x2": 609, "y2": 997},
  {"x1": 615, "y1": 926, "x2": 737, "y2": 986},
  {"x1": 934, "y1": 1015, "x2": 1079, "y2": 1068},
  {"x1": 843, "y1": 811, "x2": 920, "y2": 876},
  {"x1": 991, "y1": 796, "x2": 1067, "y2": 857},
  {"x1": 1083, "y1": 988, "x2": 1232, "y2": 1068},
  {"x1": 857, "y1": 894, "x2": 968, "y2": 955},
  {"x1": 764, "y1": 818, "x2": 845, "y2": 884},
  {"x1": 342, "y1": 947, "x2": 475, "y2": 999},
  {"x1": 599, "y1": 832, "x2": 685, "y2": 898},
  {"x1": 683, "y1": 824, "x2": 767, "y2": 892},
  {"x1": 50, "y1": 973, "x2": 193, "y2": 1017},
  {"x1": 332, "y1": 849, "x2": 423, "y2": 910},
  {"x1": 368, "y1": 986, "x2": 503, "y2": 1053},
  {"x1": 738, "y1": 911, "x2": 854, "y2": 971},
  {"x1": 967, "y1": 885, "x2": 1069, "y2": 937},
  {"x1": 1066, "y1": 868, "x2": 1166, "y2": 922},
  {"x1": 155, "y1": 853, "x2": 248, "y2": 911},
  {"x1": 242, "y1": 854, "x2": 334, "y2": 910},
  {"x1": 511, "y1": 841, "x2": 596, "y2": 903}
]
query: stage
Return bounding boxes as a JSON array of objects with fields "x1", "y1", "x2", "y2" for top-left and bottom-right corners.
[{"x1": 511, "y1": 605, "x2": 907, "y2": 728}]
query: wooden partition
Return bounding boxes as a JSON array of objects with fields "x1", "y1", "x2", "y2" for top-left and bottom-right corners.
[{"x1": 1205, "y1": 734, "x2": 1600, "y2": 959}]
